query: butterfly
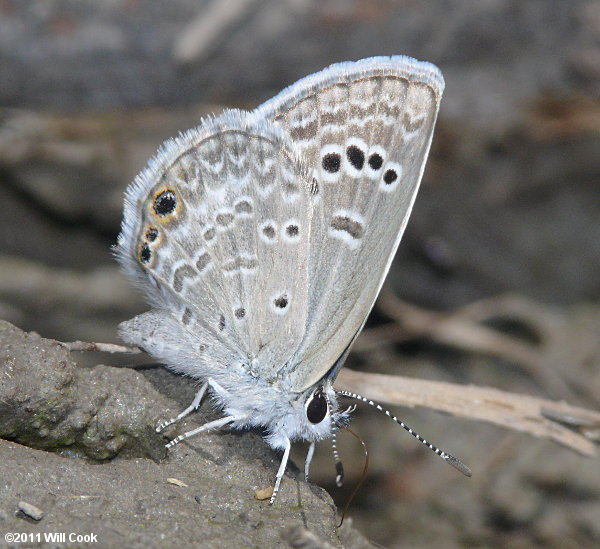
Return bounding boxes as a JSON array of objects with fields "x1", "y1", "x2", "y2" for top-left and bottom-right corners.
[{"x1": 117, "y1": 55, "x2": 469, "y2": 504}]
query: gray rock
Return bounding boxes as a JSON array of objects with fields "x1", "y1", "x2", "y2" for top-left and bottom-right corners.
[
  {"x1": 0, "y1": 320, "x2": 376, "y2": 547},
  {"x1": 0, "y1": 439, "x2": 344, "y2": 548},
  {"x1": 0, "y1": 319, "x2": 169, "y2": 460}
]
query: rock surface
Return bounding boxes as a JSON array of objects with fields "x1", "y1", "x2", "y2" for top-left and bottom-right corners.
[
  {"x1": 0, "y1": 320, "x2": 168, "y2": 460},
  {"x1": 0, "y1": 321, "x2": 372, "y2": 548}
]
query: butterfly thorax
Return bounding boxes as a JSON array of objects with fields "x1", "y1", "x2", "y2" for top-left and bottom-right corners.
[{"x1": 208, "y1": 370, "x2": 344, "y2": 450}]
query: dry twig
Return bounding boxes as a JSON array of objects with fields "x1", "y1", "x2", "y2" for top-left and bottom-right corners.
[
  {"x1": 59, "y1": 340, "x2": 141, "y2": 354},
  {"x1": 336, "y1": 368, "x2": 600, "y2": 457}
]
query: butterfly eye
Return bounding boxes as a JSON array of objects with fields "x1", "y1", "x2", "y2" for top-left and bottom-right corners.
[{"x1": 306, "y1": 389, "x2": 328, "y2": 424}]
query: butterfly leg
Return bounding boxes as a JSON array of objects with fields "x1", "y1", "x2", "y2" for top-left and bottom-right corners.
[
  {"x1": 304, "y1": 441, "x2": 316, "y2": 482},
  {"x1": 269, "y1": 437, "x2": 291, "y2": 505},
  {"x1": 156, "y1": 382, "x2": 209, "y2": 433},
  {"x1": 206, "y1": 377, "x2": 230, "y2": 401},
  {"x1": 165, "y1": 415, "x2": 238, "y2": 449}
]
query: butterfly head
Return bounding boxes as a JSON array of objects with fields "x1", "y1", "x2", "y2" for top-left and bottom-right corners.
[{"x1": 261, "y1": 381, "x2": 353, "y2": 450}]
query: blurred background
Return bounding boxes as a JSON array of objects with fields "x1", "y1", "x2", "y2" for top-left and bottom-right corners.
[{"x1": 1, "y1": 1, "x2": 599, "y2": 548}]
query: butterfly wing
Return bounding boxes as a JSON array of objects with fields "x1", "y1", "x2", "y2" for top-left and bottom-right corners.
[
  {"x1": 117, "y1": 111, "x2": 318, "y2": 379},
  {"x1": 255, "y1": 56, "x2": 444, "y2": 392},
  {"x1": 118, "y1": 56, "x2": 443, "y2": 395}
]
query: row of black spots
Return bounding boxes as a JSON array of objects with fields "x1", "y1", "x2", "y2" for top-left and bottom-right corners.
[
  {"x1": 322, "y1": 146, "x2": 369, "y2": 174},
  {"x1": 260, "y1": 221, "x2": 300, "y2": 243},
  {"x1": 321, "y1": 146, "x2": 396, "y2": 185},
  {"x1": 216, "y1": 308, "x2": 244, "y2": 329},
  {"x1": 222, "y1": 295, "x2": 290, "y2": 327},
  {"x1": 140, "y1": 227, "x2": 159, "y2": 264},
  {"x1": 141, "y1": 189, "x2": 179, "y2": 264}
]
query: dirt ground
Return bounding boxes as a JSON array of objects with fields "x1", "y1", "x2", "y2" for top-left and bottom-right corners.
[{"x1": 1, "y1": 2, "x2": 599, "y2": 548}]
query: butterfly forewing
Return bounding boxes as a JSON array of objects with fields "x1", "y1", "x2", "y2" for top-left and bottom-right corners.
[{"x1": 256, "y1": 56, "x2": 444, "y2": 391}]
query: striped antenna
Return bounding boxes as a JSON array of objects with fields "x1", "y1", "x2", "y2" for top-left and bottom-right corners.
[
  {"x1": 336, "y1": 390, "x2": 472, "y2": 477},
  {"x1": 325, "y1": 391, "x2": 355, "y2": 487},
  {"x1": 331, "y1": 403, "x2": 357, "y2": 485},
  {"x1": 331, "y1": 426, "x2": 344, "y2": 487}
]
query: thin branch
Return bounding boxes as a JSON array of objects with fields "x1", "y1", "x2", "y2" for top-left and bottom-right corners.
[
  {"x1": 336, "y1": 368, "x2": 600, "y2": 457},
  {"x1": 59, "y1": 340, "x2": 141, "y2": 354}
]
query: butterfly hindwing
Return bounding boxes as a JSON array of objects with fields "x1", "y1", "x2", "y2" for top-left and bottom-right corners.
[{"x1": 117, "y1": 111, "x2": 317, "y2": 378}]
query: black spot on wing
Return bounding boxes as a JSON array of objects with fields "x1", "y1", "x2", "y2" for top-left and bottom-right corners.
[
  {"x1": 383, "y1": 169, "x2": 398, "y2": 185},
  {"x1": 368, "y1": 153, "x2": 383, "y2": 171},
  {"x1": 140, "y1": 243, "x2": 151, "y2": 263},
  {"x1": 346, "y1": 145, "x2": 365, "y2": 170},
  {"x1": 146, "y1": 228, "x2": 158, "y2": 242},
  {"x1": 274, "y1": 295, "x2": 289, "y2": 309},
  {"x1": 322, "y1": 153, "x2": 341, "y2": 173},
  {"x1": 154, "y1": 190, "x2": 177, "y2": 217}
]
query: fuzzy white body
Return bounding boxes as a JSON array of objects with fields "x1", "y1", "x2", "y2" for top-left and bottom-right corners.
[{"x1": 120, "y1": 311, "x2": 342, "y2": 450}]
